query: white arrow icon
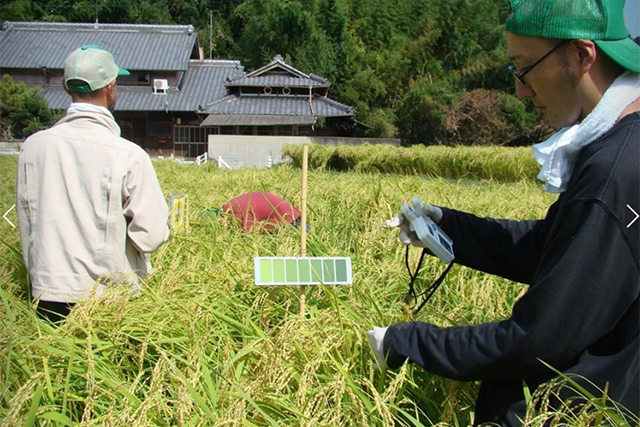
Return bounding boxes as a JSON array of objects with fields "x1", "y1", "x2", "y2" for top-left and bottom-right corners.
[
  {"x1": 627, "y1": 205, "x2": 639, "y2": 228},
  {"x1": 3, "y1": 204, "x2": 16, "y2": 228}
]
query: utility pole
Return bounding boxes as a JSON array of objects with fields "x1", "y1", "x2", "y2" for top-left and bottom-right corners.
[{"x1": 209, "y1": 11, "x2": 213, "y2": 59}]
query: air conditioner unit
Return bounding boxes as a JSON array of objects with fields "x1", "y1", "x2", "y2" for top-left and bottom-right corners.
[{"x1": 153, "y1": 79, "x2": 169, "y2": 94}]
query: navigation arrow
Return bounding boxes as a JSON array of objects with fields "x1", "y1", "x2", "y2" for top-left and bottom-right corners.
[
  {"x1": 3, "y1": 204, "x2": 16, "y2": 228},
  {"x1": 627, "y1": 204, "x2": 639, "y2": 228}
]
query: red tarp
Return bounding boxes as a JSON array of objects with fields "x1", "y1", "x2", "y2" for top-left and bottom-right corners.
[{"x1": 222, "y1": 191, "x2": 301, "y2": 233}]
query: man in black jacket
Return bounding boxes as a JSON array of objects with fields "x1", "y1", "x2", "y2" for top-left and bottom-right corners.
[{"x1": 367, "y1": 0, "x2": 639, "y2": 425}]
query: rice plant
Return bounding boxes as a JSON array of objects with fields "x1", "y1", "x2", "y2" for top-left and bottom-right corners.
[
  {"x1": 283, "y1": 144, "x2": 540, "y2": 182},
  {"x1": 1, "y1": 153, "x2": 629, "y2": 426}
]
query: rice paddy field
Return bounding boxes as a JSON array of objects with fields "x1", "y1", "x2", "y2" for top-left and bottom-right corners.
[{"x1": 0, "y1": 147, "x2": 633, "y2": 426}]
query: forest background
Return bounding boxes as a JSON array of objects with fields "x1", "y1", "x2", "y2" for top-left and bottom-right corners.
[{"x1": 0, "y1": 0, "x2": 556, "y2": 145}]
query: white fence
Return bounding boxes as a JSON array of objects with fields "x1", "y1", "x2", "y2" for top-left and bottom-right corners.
[
  {"x1": 196, "y1": 152, "x2": 208, "y2": 165},
  {"x1": 216, "y1": 155, "x2": 276, "y2": 169}
]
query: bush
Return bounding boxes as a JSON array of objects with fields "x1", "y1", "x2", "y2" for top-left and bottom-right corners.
[
  {"x1": 441, "y1": 89, "x2": 551, "y2": 146},
  {"x1": 0, "y1": 74, "x2": 59, "y2": 139},
  {"x1": 396, "y1": 78, "x2": 455, "y2": 146},
  {"x1": 364, "y1": 108, "x2": 398, "y2": 139}
]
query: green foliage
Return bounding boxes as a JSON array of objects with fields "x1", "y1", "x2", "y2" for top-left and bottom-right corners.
[
  {"x1": 396, "y1": 79, "x2": 455, "y2": 145},
  {"x1": 233, "y1": 0, "x2": 315, "y2": 70},
  {"x1": 366, "y1": 108, "x2": 397, "y2": 139},
  {"x1": 0, "y1": 0, "x2": 42, "y2": 21},
  {"x1": 0, "y1": 74, "x2": 59, "y2": 139}
]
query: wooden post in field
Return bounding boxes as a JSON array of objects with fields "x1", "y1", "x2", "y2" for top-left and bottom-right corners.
[
  {"x1": 300, "y1": 144, "x2": 309, "y2": 316},
  {"x1": 254, "y1": 146, "x2": 352, "y2": 315}
]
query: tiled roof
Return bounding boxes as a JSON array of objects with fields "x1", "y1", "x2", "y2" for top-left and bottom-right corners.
[
  {"x1": 225, "y1": 55, "x2": 330, "y2": 89},
  {"x1": 201, "y1": 94, "x2": 354, "y2": 118},
  {"x1": 175, "y1": 60, "x2": 243, "y2": 109},
  {"x1": 0, "y1": 21, "x2": 197, "y2": 71},
  {"x1": 204, "y1": 55, "x2": 352, "y2": 123},
  {"x1": 42, "y1": 60, "x2": 244, "y2": 111},
  {"x1": 2, "y1": 24, "x2": 356, "y2": 120},
  {"x1": 246, "y1": 54, "x2": 307, "y2": 78},
  {"x1": 225, "y1": 75, "x2": 329, "y2": 89}
]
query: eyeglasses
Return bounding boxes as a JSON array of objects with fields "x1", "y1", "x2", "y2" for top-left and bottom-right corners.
[{"x1": 508, "y1": 40, "x2": 568, "y2": 85}]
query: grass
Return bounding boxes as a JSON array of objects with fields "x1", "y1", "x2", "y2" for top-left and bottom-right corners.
[
  {"x1": 282, "y1": 144, "x2": 540, "y2": 182},
  {"x1": 0, "y1": 152, "x2": 633, "y2": 426}
]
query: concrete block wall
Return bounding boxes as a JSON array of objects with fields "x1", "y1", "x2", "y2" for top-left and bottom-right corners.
[
  {"x1": 208, "y1": 135, "x2": 400, "y2": 168},
  {"x1": 0, "y1": 141, "x2": 21, "y2": 154}
]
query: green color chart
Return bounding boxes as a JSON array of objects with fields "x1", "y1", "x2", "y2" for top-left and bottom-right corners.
[{"x1": 254, "y1": 257, "x2": 352, "y2": 286}]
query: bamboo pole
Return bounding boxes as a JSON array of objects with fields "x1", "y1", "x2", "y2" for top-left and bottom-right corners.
[{"x1": 300, "y1": 144, "x2": 309, "y2": 316}]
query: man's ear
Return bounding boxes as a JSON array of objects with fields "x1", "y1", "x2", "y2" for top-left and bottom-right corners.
[
  {"x1": 569, "y1": 39, "x2": 598, "y2": 74},
  {"x1": 105, "y1": 80, "x2": 116, "y2": 94},
  {"x1": 62, "y1": 77, "x2": 72, "y2": 96}
]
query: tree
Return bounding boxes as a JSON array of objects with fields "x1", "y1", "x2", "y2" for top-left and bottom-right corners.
[
  {"x1": 396, "y1": 77, "x2": 455, "y2": 145},
  {"x1": 441, "y1": 89, "x2": 532, "y2": 146},
  {"x1": 0, "y1": 74, "x2": 59, "y2": 140}
]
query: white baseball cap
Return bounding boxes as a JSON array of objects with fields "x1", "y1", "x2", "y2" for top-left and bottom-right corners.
[{"x1": 64, "y1": 45, "x2": 130, "y2": 93}]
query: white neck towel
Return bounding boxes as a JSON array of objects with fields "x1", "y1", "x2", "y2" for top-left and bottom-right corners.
[
  {"x1": 532, "y1": 71, "x2": 640, "y2": 193},
  {"x1": 66, "y1": 102, "x2": 115, "y2": 121}
]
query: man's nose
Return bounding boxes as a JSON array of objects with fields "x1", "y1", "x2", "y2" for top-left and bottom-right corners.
[{"x1": 515, "y1": 79, "x2": 535, "y2": 99}]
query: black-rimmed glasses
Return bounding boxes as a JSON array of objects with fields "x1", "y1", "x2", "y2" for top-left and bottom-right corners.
[{"x1": 508, "y1": 40, "x2": 568, "y2": 85}]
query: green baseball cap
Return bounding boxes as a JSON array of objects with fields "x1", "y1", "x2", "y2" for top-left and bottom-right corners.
[
  {"x1": 64, "y1": 45, "x2": 130, "y2": 93},
  {"x1": 506, "y1": 0, "x2": 640, "y2": 72}
]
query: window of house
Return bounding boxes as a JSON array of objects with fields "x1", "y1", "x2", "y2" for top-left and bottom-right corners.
[
  {"x1": 133, "y1": 119, "x2": 146, "y2": 138},
  {"x1": 138, "y1": 73, "x2": 150, "y2": 85},
  {"x1": 238, "y1": 126, "x2": 254, "y2": 135},
  {"x1": 257, "y1": 126, "x2": 273, "y2": 135},
  {"x1": 149, "y1": 123, "x2": 171, "y2": 136}
]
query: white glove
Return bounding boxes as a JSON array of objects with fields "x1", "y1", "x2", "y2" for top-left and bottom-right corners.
[
  {"x1": 383, "y1": 204, "x2": 443, "y2": 247},
  {"x1": 366, "y1": 326, "x2": 388, "y2": 370}
]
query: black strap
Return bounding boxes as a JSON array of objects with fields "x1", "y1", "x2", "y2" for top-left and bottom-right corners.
[
  {"x1": 404, "y1": 246, "x2": 454, "y2": 315},
  {"x1": 404, "y1": 245, "x2": 426, "y2": 303}
]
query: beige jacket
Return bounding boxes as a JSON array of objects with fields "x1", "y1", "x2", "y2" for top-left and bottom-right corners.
[{"x1": 17, "y1": 111, "x2": 170, "y2": 303}]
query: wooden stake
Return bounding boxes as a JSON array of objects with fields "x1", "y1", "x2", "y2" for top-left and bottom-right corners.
[{"x1": 300, "y1": 144, "x2": 309, "y2": 316}]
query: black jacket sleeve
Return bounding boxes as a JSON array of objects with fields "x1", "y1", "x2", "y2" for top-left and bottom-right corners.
[
  {"x1": 438, "y1": 206, "x2": 554, "y2": 284},
  {"x1": 383, "y1": 199, "x2": 639, "y2": 381}
]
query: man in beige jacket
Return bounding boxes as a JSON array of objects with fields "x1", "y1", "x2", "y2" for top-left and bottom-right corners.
[{"x1": 17, "y1": 45, "x2": 170, "y2": 322}]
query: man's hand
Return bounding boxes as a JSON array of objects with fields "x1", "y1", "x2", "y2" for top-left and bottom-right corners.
[
  {"x1": 383, "y1": 204, "x2": 443, "y2": 247},
  {"x1": 366, "y1": 326, "x2": 388, "y2": 370}
]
